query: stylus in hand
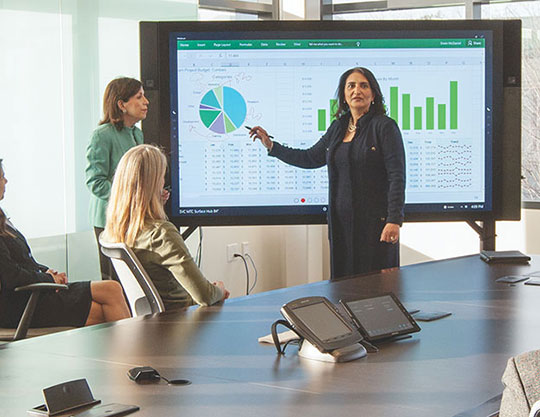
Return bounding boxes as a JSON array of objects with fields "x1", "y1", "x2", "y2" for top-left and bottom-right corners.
[{"x1": 245, "y1": 126, "x2": 274, "y2": 139}]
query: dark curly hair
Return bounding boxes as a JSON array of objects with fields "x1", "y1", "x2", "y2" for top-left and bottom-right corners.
[{"x1": 334, "y1": 67, "x2": 386, "y2": 119}]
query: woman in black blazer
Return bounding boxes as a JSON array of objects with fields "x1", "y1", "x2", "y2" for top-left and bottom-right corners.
[
  {"x1": 0, "y1": 160, "x2": 131, "y2": 328},
  {"x1": 249, "y1": 67, "x2": 405, "y2": 279}
]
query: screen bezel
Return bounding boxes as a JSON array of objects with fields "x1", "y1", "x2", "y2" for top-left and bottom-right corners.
[
  {"x1": 341, "y1": 292, "x2": 421, "y2": 342},
  {"x1": 148, "y1": 19, "x2": 510, "y2": 227},
  {"x1": 280, "y1": 296, "x2": 363, "y2": 352}
]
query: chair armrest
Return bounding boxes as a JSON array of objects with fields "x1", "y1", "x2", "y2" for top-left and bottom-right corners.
[
  {"x1": 12, "y1": 283, "x2": 68, "y2": 341},
  {"x1": 14, "y1": 283, "x2": 68, "y2": 292}
]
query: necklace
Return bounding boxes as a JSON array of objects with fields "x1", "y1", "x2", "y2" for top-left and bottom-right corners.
[{"x1": 347, "y1": 118, "x2": 356, "y2": 133}]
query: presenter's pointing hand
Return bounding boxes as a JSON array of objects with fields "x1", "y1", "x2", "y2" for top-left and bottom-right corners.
[{"x1": 249, "y1": 126, "x2": 273, "y2": 151}]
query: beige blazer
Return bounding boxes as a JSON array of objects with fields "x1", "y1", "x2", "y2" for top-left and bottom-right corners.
[{"x1": 500, "y1": 350, "x2": 540, "y2": 417}]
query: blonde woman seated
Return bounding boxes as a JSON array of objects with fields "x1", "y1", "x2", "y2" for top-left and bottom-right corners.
[{"x1": 103, "y1": 144, "x2": 230, "y2": 309}]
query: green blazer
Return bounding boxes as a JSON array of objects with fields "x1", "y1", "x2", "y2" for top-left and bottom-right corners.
[
  {"x1": 85, "y1": 123, "x2": 143, "y2": 228},
  {"x1": 130, "y1": 220, "x2": 224, "y2": 309}
]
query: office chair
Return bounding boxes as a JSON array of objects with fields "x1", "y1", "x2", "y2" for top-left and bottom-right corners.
[
  {"x1": 99, "y1": 238, "x2": 165, "y2": 317},
  {"x1": 0, "y1": 281, "x2": 72, "y2": 342}
]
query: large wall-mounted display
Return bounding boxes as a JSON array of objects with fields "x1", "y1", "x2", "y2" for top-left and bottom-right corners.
[{"x1": 140, "y1": 20, "x2": 521, "y2": 226}]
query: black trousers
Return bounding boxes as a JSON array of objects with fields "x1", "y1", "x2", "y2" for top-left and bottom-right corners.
[{"x1": 93, "y1": 227, "x2": 119, "y2": 282}]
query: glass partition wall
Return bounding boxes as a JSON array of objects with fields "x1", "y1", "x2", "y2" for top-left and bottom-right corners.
[{"x1": 0, "y1": 0, "x2": 197, "y2": 282}]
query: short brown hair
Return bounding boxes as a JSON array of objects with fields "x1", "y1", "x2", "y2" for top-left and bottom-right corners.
[{"x1": 100, "y1": 77, "x2": 143, "y2": 130}]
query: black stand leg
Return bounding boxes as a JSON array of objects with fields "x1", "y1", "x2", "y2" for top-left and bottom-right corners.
[
  {"x1": 181, "y1": 226, "x2": 198, "y2": 241},
  {"x1": 466, "y1": 218, "x2": 496, "y2": 251}
]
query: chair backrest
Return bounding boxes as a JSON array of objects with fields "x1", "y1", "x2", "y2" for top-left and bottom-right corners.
[{"x1": 98, "y1": 238, "x2": 165, "y2": 317}]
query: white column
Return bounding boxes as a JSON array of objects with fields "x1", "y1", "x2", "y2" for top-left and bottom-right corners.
[
  {"x1": 304, "y1": 0, "x2": 322, "y2": 20},
  {"x1": 465, "y1": 0, "x2": 482, "y2": 19}
]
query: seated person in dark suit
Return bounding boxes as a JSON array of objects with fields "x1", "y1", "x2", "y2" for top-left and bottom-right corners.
[{"x1": 0, "y1": 159, "x2": 131, "y2": 328}]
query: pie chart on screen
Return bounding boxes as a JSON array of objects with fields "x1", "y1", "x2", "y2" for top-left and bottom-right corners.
[{"x1": 199, "y1": 86, "x2": 247, "y2": 134}]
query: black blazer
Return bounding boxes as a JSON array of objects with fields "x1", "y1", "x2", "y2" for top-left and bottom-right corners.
[
  {"x1": 0, "y1": 226, "x2": 54, "y2": 324},
  {"x1": 270, "y1": 111, "x2": 405, "y2": 224},
  {"x1": 0, "y1": 226, "x2": 54, "y2": 290},
  {"x1": 269, "y1": 111, "x2": 406, "y2": 277}
]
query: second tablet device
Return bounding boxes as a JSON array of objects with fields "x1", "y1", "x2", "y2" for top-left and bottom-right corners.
[{"x1": 340, "y1": 293, "x2": 421, "y2": 342}]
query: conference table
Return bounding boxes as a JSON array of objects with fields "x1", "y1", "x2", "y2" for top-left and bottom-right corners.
[{"x1": 2, "y1": 254, "x2": 540, "y2": 417}]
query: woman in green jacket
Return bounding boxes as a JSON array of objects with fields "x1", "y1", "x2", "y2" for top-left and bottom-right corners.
[{"x1": 85, "y1": 77, "x2": 148, "y2": 280}]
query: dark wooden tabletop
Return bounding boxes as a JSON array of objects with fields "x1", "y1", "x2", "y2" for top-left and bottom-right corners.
[{"x1": 2, "y1": 254, "x2": 540, "y2": 417}]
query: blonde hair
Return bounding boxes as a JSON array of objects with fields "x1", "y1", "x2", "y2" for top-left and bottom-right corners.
[{"x1": 104, "y1": 144, "x2": 167, "y2": 246}]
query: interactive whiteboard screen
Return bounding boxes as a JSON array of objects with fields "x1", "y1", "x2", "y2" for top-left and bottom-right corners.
[{"x1": 168, "y1": 28, "x2": 493, "y2": 222}]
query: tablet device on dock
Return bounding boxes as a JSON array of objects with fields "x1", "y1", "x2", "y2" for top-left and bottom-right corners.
[{"x1": 341, "y1": 293, "x2": 421, "y2": 342}]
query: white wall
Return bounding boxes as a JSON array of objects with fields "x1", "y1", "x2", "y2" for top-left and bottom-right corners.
[
  {"x1": 524, "y1": 209, "x2": 540, "y2": 254},
  {"x1": 183, "y1": 224, "x2": 330, "y2": 296},
  {"x1": 0, "y1": 8, "x2": 70, "y2": 238}
]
